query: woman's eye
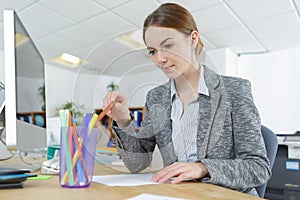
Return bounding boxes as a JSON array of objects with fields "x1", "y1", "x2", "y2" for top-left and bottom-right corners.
[
  {"x1": 164, "y1": 44, "x2": 173, "y2": 49},
  {"x1": 148, "y1": 50, "x2": 156, "y2": 55}
]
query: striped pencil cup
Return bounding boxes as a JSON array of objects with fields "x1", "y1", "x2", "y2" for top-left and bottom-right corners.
[{"x1": 59, "y1": 126, "x2": 98, "y2": 188}]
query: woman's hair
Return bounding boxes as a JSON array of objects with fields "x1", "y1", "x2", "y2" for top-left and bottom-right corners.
[{"x1": 143, "y1": 3, "x2": 203, "y2": 55}]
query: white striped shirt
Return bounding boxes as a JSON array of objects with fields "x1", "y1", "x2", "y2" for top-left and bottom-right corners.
[{"x1": 171, "y1": 66, "x2": 209, "y2": 162}]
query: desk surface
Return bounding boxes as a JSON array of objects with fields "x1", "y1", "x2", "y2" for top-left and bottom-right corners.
[{"x1": 0, "y1": 158, "x2": 261, "y2": 200}]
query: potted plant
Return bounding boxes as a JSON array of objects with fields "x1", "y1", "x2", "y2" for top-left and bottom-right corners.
[
  {"x1": 37, "y1": 83, "x2": 46, "y2": 111},
  {"x1": 57, "y1": 101, "x2": 85, "y2": 125},
  {"x1": 106, "y1": 81, "x2": 119, "y2": 92}
]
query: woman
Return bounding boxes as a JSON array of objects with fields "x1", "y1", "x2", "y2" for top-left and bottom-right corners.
[{"x1": 102, "y1": 3, "x2": 271, "y2": 196}]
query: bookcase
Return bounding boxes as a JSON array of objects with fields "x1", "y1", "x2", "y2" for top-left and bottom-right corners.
[
  {"x1": 94, "y1": 106, "x2": 145, "y2": 136},
  {"x1": 17, "y1": 111, "x2": 46, "y2": 128},
  {"x1": 128, "y1": 106, "x2": 145, "y2": 131}
]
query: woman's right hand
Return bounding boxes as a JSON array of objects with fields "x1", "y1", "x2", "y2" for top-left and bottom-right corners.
[{"x1": 103, "y1": 91, "x2": 132, "y2": 128}]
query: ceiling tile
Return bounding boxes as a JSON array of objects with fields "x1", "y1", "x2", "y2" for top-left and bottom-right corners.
[
  {"x1": 0, "y1": 0, "x2": 35, "y2": 21},
  {"x1": 39, "y1": 0, "x2": 106, "y2": 22},
  {"x1": 85, "y1": 39, "x2": 131, "y2": 72},
  {"x1": 160, "y1": 0, "x2": 222, "y2": 12},
  {"x1": 71, "y1": 44, "x2": 97, "y2": 60},
  {"x1": 225, "y1": 0, "x2": 295, "y2": 22},
  {"x1": 105, "y1": 49, "x2": 153, "y2": 76},
  {"x1": 248, "y1": 11, "x2": 300, "y2": 41},
  {"x1": 18, "y1": 3, "x2": 74, "y2": 33},
  {"x1": 260, "y1": 31, "x2": 300, "y2": 52},
  {"x1": 38, "y1": 33, "x2": 85, "y2": 55},
  {"x1": 81, "y1": 11, "x2": 136, "y2": 37},
  {"x1": 203, "y1": 25, "x2": 255, "y2": 47},
  {"x1": 22, "y1": 23, "x2": 51, "y2": 40},
  {"x1": 193, "y1": 3, "x2": 241, "y2": 34},
  {"x1": 112, "y1": 0, "x2": 160, "y2": 27},
  {"x1": 200, "y1": 35, "x2": 217, "y2": 51},
  {"x1": 93, "y1": 0, "x2": 132, "y2": 9},
  {"x1": 36, "y1": 41, "x2": 62, "y2": 59},
  {"x1": 56, "y1": 24, "x2": 106, "y2": 46}
]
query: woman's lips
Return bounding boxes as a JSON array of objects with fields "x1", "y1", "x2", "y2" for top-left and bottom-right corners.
[{"x1": 162, "y1": 65, "x2": 174, "y2": 72}]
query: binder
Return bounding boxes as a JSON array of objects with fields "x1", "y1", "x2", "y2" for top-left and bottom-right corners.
[
  {"x1": 133, "y1": 110, "x2": 143, "y2": 127},
  {"x1": 0, "y1": 167, "x2": 37, "y2": 189}
]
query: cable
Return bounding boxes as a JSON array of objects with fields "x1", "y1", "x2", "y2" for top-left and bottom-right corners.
[
  {"x1": 0, "y1": 128, "x2": 16, "y2": 161},
  {"x1": 18, "y1": 150, "x2": 46, "y2": 172},
  {"x1": 0, "y1": 151, "x2": 15, "y2": 161}
]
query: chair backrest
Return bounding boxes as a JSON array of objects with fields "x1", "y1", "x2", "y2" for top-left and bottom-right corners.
[{"x1": 255, "y1": 125, "x2": 278, "y2": 198}]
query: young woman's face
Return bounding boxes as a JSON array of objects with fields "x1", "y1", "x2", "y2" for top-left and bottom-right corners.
[{"x1": 144, "y1": 26, "x2": 197, "y2": 79}]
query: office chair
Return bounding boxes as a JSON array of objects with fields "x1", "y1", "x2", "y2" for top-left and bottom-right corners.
[{"x1": 255, "y1": 125, "x2": 278, "y2": 198}]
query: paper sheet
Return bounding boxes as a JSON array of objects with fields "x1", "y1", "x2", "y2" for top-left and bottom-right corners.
[{"x1": 92, "y1": 173, "x2": 159, "y2": 186}]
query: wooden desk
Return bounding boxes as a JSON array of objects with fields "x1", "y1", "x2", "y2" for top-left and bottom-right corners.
[{"x1": 0, "y1": 162, "x2": 261, "y2": 200}]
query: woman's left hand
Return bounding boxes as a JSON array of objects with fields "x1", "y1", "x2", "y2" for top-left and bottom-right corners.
[{"x1": 151, "y1": 162, "x2": 208, "y2": 184}]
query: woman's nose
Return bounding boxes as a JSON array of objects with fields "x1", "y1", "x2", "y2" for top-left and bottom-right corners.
[{"x1": 155, "y1": 50, "x2": 167, "y2": 65}]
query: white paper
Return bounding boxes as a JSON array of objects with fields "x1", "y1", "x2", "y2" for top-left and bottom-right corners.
[
  {"x1": 92, "y1": 173, "x2": 159, "y2": 186},
  {"x1": 126, "y1": 193, "x2": 186, "y2": 200}
]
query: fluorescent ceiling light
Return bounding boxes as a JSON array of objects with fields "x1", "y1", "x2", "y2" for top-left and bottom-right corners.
[
  {"x1": 15, "y1": 33, "x2": 29, "y2": 47},
  {"x1": 51, "y1": 53, "x2": 85, "y2": 67},
  {"x1": 114, "y1": 29, "x2": 145, "y2": 49},
  {"x1": 61, "y1": 53, "x2": 81, "y2": 64}
]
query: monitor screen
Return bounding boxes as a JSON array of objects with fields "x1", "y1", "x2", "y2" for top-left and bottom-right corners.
[{"x1": 3, "y1": 10, "x2": 47, "y2": 150}]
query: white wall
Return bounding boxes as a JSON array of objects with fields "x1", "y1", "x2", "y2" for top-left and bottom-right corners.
[
  {"x1": 45, "y1": 64, "x2": 119, "y2": 117},
  {"x1": 204, "y1": 48, "x2": 238, "y2": 76},
  {"x1": 45, "y1": 64, "x2": 120, "y2": 145},
  {"x1": 119, "y1": 69, "x2": 168, "y2": 107},
  {"x1": 237, "y1": 47, "x2": 300, "y2": 134},
  {"x1": 204, "y1": 47, "x2": 300, "y2": 133},
  {"x1": 45, "y1": 64, "x2": 78, "y2": 117}
]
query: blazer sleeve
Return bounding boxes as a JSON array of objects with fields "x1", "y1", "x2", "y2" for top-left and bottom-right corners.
[
  {"x1": 199, "y1": 79, "x2": 271, "y2": 191},
  {"x1": 111, "y1": 93, "x2": 156, "y2": 173}
]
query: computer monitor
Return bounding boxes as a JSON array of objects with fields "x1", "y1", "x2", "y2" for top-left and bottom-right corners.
[{"x1": 3, "y1": 10, "x2": 47, "y2": 151}]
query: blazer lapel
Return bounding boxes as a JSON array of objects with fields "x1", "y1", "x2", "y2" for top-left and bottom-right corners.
[
  {"x1": 197, "y1": 66, "x2": 223, "y2": 159},
  {"x1": 152, "y1": 82, "x2": 177, "y2": 165}
]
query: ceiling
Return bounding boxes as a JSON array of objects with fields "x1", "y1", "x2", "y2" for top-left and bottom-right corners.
[{"x1": 1, "y1": 0, "x2": 300, "y2": 76}]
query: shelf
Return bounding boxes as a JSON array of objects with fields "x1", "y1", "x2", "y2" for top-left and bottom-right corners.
[
  {"x1": 94, "y1": 106, "x2": 145, "y2": 140},
  {"x1": 129, "y1": 107, "x2": 144, "y2": 129},
  {"x1": 17, "y1": 111, "x2": 46, "y2": 128}
]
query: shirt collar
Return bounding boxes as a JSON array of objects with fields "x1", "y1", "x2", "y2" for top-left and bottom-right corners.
[{"x1": 171, "y1": 65, "x2": 209, "y2": 100}]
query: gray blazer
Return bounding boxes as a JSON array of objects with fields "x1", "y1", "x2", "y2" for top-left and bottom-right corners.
[{"x1": 112, "y1": 65, "x2": 271, "y2": 196}]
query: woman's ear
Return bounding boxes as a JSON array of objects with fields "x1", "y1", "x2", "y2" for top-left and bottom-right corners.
[{"x1": 190, "y1": 30, "x2": 199, "y2": 47}]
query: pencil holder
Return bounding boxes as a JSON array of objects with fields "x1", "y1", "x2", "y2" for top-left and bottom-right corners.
[{"x1": 59, "y1": 126, "x2": 98, "y2": 188}]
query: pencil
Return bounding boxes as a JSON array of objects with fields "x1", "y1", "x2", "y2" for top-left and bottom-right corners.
[
  {"x1": 60, "y1": 110, "x2": 74, "y2": 186},
  {"x1": 88, "y1": 113, "x2": 98, "y2": 135},
  {"x1": 62, "y1": 128, "x2": 89, "y2": 184},
  {"x1": 63, "y1": 102, "x2": 116, "y2": 184},
  {"x1": 97, "y1": 101, "x2": 115, "y2": 122}
]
